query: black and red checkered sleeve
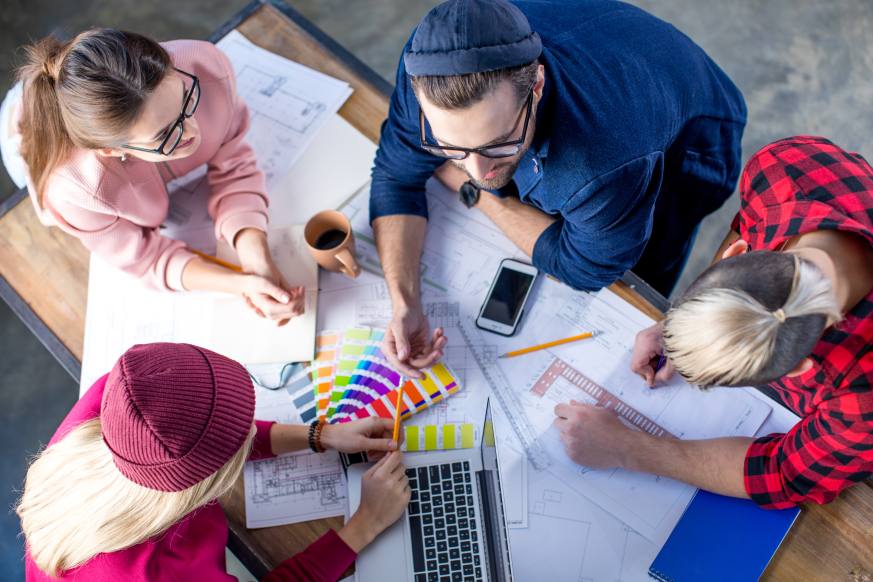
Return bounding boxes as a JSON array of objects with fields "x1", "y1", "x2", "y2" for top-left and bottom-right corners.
[{"x1": 744, "y1": 370, "x2": 873, "y2": 509}]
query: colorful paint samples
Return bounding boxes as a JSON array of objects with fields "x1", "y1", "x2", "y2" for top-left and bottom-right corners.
[{"x1": 277, "y1": 327, "x2": 462, "y2": 427}]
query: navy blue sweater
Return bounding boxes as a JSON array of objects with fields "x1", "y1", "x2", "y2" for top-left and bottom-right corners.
[{"x1": 370, "y1": 0, "x2": 746, "y2": 291}]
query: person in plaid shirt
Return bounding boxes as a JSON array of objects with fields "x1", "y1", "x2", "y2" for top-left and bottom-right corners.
[{"x1": 553, "y1": 135, "x2": 873, "y2": 509}]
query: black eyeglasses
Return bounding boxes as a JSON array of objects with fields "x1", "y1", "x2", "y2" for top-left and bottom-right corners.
[
  {"x1": 419, "y1": 89, "x2": 533, "y2": 160},
  {"x1": 122, "y1": 68, "x2": 200, "y2": 156}
]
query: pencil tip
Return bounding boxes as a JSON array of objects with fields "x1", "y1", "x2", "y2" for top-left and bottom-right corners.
[{"x1": 497, "y1": 354, "x2": 506, "y2": 359}]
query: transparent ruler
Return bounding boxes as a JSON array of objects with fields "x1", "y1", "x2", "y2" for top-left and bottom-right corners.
[{"x1": 458, "y1": 318, "x2": 552, "y2": 470}]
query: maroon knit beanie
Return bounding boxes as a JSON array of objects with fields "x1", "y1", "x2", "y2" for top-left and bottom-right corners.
[{"x1": 100, "y1": 343, "x2": 255, "y2": 492}]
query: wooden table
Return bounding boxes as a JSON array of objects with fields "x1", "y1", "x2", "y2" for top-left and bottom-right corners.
[{"x1": 1, "y1": 1, "x2": 870, "y2": 579}]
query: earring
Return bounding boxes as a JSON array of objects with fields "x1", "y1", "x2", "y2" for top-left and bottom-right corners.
[{"x1": 121, "y1": 153, "x2": 127, "y2": 163}]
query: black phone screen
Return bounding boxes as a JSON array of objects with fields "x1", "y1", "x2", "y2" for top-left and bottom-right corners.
[{"x1": 482, "y1": 267, "x2": 535, "y2": 326}]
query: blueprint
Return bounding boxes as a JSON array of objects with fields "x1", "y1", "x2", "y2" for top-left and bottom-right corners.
[
  {"x1": 216, "y1": 30, "x2": 352, "y2": 186},
  {"x1": 244, "y1": 451, "x2": 347, "y2": 528},
  {"x1": 470, "y1": 280, "x2": 772, "y2": 541},
  {"x1": 494, "y1": 383, "x2": 800, "y2": 582}
]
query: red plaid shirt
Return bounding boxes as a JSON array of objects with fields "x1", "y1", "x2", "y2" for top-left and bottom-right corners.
[{"x1": 732, "y1": 136, "x2": 873, "y2": 509}]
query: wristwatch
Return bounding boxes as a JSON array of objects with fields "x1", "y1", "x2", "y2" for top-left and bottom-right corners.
[{"x1": 459, "y1": 180, "x2": 480, "y2": 208}]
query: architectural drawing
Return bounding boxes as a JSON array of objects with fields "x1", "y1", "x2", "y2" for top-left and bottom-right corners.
[
  {"x1": 216, "y1": 30, "x2": 351, "y2": 188},
  {"x1": 250, "y1": 455, "x2": 343, "y2": 505},
  {"x1": 244, "y1": 452, "x2": 347, "y2": 528}
]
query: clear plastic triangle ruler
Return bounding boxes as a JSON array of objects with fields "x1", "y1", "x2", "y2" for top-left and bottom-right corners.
[{"x1": 458, "y1": 317, "x2": 552, "y2": 470}]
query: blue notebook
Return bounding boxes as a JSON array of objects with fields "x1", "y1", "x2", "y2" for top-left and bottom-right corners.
[{"x1": 649, "y1": 490, "x2": 800, "y2": 582}]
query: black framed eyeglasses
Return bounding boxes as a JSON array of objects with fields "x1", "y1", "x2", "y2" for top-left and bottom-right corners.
[
  {"x1": 419, "y1": 89, "x2": 534, "y2": 160},
  {"x1": 122, "y1": 68, "x2": 200, "y2": 156}
]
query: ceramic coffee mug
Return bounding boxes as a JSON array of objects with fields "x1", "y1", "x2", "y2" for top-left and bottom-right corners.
[{"x1": 304, "y1": 210, "x2": 361, "y2": 279}]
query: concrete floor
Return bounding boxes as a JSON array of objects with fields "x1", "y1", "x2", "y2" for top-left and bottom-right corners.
[{"x1": 1, "y1": 0, "x2": 872, "y2": 578}]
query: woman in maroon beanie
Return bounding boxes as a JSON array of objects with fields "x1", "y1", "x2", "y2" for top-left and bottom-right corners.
[{"x1": 17, "y1": 342, "x2": 410, "y2": 581}]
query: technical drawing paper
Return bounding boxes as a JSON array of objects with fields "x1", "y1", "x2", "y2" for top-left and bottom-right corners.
[
  {"x1": 216, "y1": 30, "x2": 352, "y2": 184},
  {"x1": 242, "y1": 380, "x2": 348, "y2": 528}
]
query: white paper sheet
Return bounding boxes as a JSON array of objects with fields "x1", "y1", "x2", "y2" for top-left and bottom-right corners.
[
  {"x1": 213, "y1": 224, "x2": 318, "y2": 363},
  {"x1": 243, "y1": 451, "x2": 347, "y2": 528},
  {"x1": 81, "y1": 225, "x2": 317, "y2": 391},
  {"x1": 268, "y1": 115, "x2": 377, "y2": 228},
  {"x1": 495, "y1": 369, "x2": 801, "y2": 582},
  {"x1": 216, "y1": 30, "x2": 352, "y2": 185}
]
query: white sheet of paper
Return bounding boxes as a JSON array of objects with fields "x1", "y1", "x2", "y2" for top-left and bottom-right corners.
[
  {"x1": 216, "y1": 30, "x2": 352, "y2": 186},
  {"x1": 495, "y1": 365, "x2": 801, "y2": 582},
  {"x1": 243, "y1": 451, "x2": 347, "y2": 528},
  {"x1": 268, "y1": 115, "x2": 377, "y2": 229},
  {"x1": 214, "y1": 224, "x2": 318, "y2": 364}
]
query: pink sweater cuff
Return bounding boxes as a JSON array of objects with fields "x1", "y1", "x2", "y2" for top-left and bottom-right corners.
[
  {"x1": 215, "y1": 193, "x2": 269, "y2": 246},
  {"x1": 251, "y1": 420, "x2": 276, "y2": 461},
  {"x1": 263, "y1": 529, "x2": 357, "y2": 582},
  {"x1": 166, "y1": 248, "x2": 197, "y2": 291}
]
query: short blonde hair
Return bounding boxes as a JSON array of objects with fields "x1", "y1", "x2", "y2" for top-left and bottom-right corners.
[
  {"x1": 17, "y1": 418, "x2": 255, "y2": 577},
  {"x1": 663, "y1": 252, "x2": 841, "y2": 387}
]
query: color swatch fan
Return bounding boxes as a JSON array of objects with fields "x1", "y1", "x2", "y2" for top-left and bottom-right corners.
[{"x1": 281, "y1": 328, "x2": 463, "y2": 426}]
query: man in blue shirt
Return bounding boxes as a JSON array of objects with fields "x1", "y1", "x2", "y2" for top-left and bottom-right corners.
[{"x1": 370, "y1": 0, "x2": 746, "y2": 377}]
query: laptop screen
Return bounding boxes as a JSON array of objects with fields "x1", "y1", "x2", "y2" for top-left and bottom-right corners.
[{"x1": 478, "y1": 400, "x2": 513, "y2": 581}]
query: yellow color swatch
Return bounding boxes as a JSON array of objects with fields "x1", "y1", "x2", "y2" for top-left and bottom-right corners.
[
  {"x1": 420, "y1": 373, "x2": 438, "y2": 396},
  {"x1": 424, "y1": 425, "x2": 438, "y2": 450},
  {"x1": 345, "y1": 328, "x2": 371, "y2": 340},
  {"x1": 443, "y1": 424, "x2": 457, "y2": 449},
  {"x1": 341, "y1": 344, "x2": 366, "y2": 356},
  {"x1": 461, "y1": 424, "x2": 475, "y2": 448},
  {"x1": 406, "y1": 426, "x2": 420, "y2": 452},
  {"x1": 432, "y1": 363, "x2": 455, "y2": 386}
]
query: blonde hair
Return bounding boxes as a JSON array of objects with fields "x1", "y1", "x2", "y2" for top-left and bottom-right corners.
[
  {"x1": 664, "y1": 252, "x2": 841, "y2": 387},
  {"x1": 17, "y1": 418, "x2": 255, "y2": 577}
]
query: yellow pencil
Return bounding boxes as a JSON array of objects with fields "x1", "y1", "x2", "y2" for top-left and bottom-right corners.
[
  {"x1": 392, "y1": 379, "x2": 405, "y2": 443},
  {"x1": 191, "y1": 249, "x2": 243, "y2": 273},
  {"x1": 498, "y1": 332, "x2": 596, "y2": 359}
]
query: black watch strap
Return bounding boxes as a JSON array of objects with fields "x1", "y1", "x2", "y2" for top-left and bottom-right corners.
[{"x1": 459, "y1": 180, "x2": 480, "y2": 208}]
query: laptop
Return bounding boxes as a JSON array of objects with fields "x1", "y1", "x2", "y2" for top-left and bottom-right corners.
[{"x1": 348, "y1": 400, "x2": 513, "y2": 582}]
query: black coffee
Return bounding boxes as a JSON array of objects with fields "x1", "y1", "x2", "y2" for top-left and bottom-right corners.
[{"x1": 314, "y1": 229, "x2": 347, "y2": 250}]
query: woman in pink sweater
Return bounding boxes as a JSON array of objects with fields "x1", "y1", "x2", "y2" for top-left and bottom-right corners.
[
  {"x1": 12, "y1": 29, "x2": 301, "y2": 321},
  {"x1": 18, "y1": 342, "x2": 410, "y2": 581}
]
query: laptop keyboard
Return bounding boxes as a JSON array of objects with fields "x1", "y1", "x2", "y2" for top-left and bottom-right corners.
[{"x1": 407, "y1": 461, "x2": 484, "y2": 582}]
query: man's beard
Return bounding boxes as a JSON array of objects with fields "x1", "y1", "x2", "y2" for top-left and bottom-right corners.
[{"x1": 453, "y1": 155, "x2": 524, "y2": 191}]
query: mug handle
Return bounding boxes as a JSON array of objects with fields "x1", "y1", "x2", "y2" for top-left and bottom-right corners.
[{"x1": 335, "y1": 248, "x2": 361, "y2": 279}]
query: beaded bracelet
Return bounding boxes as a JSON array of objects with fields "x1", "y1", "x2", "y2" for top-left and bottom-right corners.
[
  {"x1": 307, "y1": 420, "x2": 320, "y2": 453},
  {"x1": 308, "y1": 419, "x2": 327, "y2": 453}
]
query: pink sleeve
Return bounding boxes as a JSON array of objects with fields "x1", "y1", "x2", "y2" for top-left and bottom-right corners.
[
  {"x1": 48, "y1": 189, "x2": 195, "y2": 291},
  {"x1": 205, "y1": 46, "x2": 269, "y2": 247},
  {"x1": 49, "y1": 374, "x2": 109, "y2": 446},
  {"x1": 262, "y1": 529, "x2": 357, "y2": 582},
  {"x1": 250, "y1": 420, "x2": 277, "y2": 460}
]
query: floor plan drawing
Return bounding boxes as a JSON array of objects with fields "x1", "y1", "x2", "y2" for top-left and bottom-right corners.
[{"x1": 244, "y1": 451, "x2": 347, "y2": 528}]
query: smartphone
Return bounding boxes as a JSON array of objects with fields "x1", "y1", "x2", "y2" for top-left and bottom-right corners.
[{"x1": 476, "y1": 259, "x2": 539, "y2": 336}]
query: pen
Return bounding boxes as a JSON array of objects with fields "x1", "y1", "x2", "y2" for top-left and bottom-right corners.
[{"x1": 653, "y1": 353, "x2": 667, "y2": 372}]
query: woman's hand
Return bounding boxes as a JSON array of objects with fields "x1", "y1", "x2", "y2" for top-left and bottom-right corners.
[
  {"x1": 234, "y1": 228, "x2": 304, "y2": 324},
  {"x1": 338, "y1": 452, "x2": 411, "y2": 552},
  {"x1": 321, "y1": 417, "x2": 400, "y2": 460}
]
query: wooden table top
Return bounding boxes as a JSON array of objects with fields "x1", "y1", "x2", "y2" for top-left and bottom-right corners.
[{"x1": 0, "y1": 1, "x2": 870, "y2": 580}]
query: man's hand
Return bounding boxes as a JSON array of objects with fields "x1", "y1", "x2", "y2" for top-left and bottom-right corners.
[
  {"x1": 553, "y1": 400, "x2": 638, "y2": 469},
  {"x1": 383, "y1": 305, "x2": 447, "y2": 378},
  {"x1": 630, "y1": 323, "x2": 675, "y2": 387}
]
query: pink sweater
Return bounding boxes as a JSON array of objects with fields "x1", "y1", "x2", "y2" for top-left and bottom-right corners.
[
  {"x1": 24, "y1": 376, "x2": 356, "y2": 581},
  {"x1": 24, "y1": 40, "x2": 269, "y2": 291}
]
